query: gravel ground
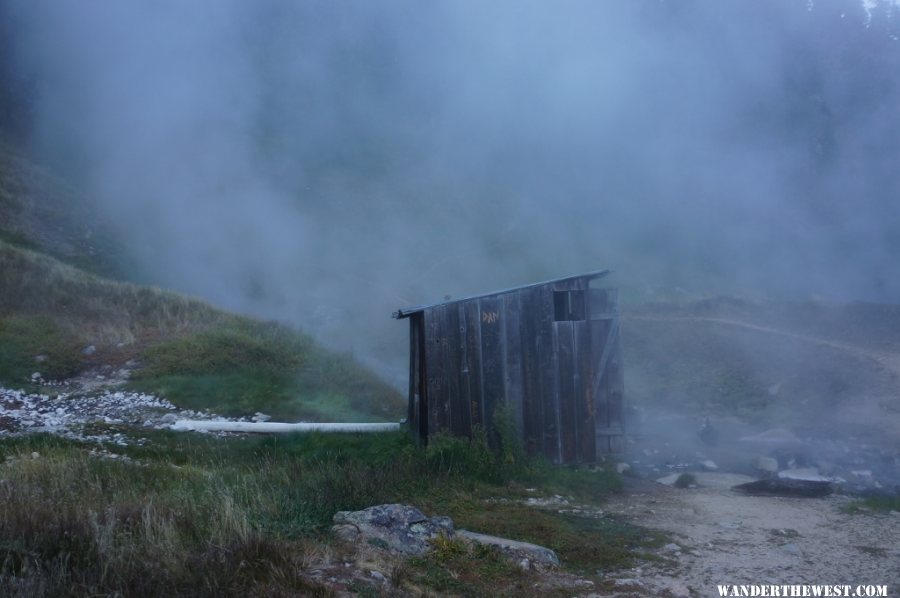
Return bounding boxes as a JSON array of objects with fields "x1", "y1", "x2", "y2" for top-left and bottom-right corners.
[{"x1": 0, "y1": 368, "x2": 249, "y2": 443}]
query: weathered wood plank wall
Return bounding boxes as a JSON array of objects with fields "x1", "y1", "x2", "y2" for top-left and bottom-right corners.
[{"x1": 408, "y1": 279, "x2": 623, "y2": 463}]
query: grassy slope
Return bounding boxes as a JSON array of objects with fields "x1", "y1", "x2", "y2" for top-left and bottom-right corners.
[
  {"x1": 0, "y1": 141, "x2": 129, "y2": 278},
  {"x1": 0, "y1": 240, "x2": 403, "y2": 421}
]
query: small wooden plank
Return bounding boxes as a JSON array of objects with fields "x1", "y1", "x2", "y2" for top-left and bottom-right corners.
[
  {"x1": 456, "y1": 303, "x2": 473, "y2": 438},
  {"x1": 444, "y1": 305, "x2": 464, "y2": 436},
  {"x1": 479, "y1": 295, "x2": 504, "y2": 446},
  {"x1": 606, "y1": 329, "x2": 625, "y2": 444},
  {"x1": 415, "y1": 314, "x2": 428, "y2": 442},
  {"x1": 407, "y1": 318, "x2": 418, "y2": 442},
  {"x1": 502, "y1": 292, "x2": 524, "y2": 438},
  {"x1": 556, "y1": 320, "x2": 577, "y2": 464},
  {"x1": 519, "y1": 288, "x2": 542, "y2": 457},
  {"x1": 464, "y1": 300, "x2": 484, "y2": 430},
  {"x1": 539, "y1": 287, "x2": 561, "y2": 463},
  {"x1": 424, "y1": 309, "x2": 444, "y2": 436},
  {"x1": 574, "y1": 320, "x2": 595, "y2": 463},
  {"x1": 590, "y1": 318, "x2": 611, "y2": 443}
]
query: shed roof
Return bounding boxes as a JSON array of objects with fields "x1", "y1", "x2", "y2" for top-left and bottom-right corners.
[{"x1": 392, "y1": 269, "x2": 611, "y2": 319}]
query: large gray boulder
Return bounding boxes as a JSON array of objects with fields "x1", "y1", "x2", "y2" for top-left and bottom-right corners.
[{"x1": 332, "y1": 504, "x2": 454, "y2": 555}]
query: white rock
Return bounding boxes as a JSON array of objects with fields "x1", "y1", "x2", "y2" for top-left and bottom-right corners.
[
  {"x1": 656, "y1": 473, "x2": 682, "y2": 486},
  {"x1": 667, "y1": 581, "x2": 692, "y2": 598},
  {"x1": 701, "y1": 459, "x2": 718, "y2": 471},
  {"x1": 778, "y1": 468, "x2": 831, "y2": 482},
  {"x1": 753, "y1": 456, "x2": 780, "y2": 473}
]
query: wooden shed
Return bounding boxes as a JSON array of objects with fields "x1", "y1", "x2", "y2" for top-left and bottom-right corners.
[{"x1": 393, "y1": 270, "x2": 624, "y2": 464}]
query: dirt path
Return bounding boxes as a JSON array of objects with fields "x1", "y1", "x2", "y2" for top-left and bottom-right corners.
[{"x1": 604, "y1": 473, "x2": 900, "y2": 597}]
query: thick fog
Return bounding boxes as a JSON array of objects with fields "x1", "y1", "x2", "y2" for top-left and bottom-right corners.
[{"x1": 2, "y1": 0, "x2": 899, "y2": 375}]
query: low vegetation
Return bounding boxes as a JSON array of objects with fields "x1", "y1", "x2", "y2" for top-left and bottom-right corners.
[
  {"x1": 843, "y1": 495, "x2": 900, "y2": 514},
  {"x1": 0, "y1": 143, "x2": 129, "y2": 278},
  {"x1": 0, "y1": 240, "x2": 404, "y2": 421},
  {"x1": 0, "y1": 430, "x2": 652, "y2": 597}
]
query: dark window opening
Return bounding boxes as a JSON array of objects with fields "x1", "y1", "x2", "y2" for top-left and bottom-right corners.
[{"x1": 553, "y1": 290, "x2": 586, "y2": 321}]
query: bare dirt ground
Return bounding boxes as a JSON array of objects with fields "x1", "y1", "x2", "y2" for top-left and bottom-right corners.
[{"x1": 602, "y1": 474, "x2": 900, "y2": 597}]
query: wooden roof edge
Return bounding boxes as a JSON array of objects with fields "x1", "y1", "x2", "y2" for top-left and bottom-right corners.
[{"x1": 392, "y1": 268, "x2": 612, "y2": 319}]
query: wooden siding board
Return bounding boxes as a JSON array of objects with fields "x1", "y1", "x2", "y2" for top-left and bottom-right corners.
[
  {"x1": 408, "y1": 318, "x2": 419, "y2": 442},
  {"x1": 590, "y1": 317, "x2": 611, "y2": 450},
  {"x1": 519, "y1": 288, "x2": 542, "y2": 457},
  {"x1": 456, "y1": 303, "x2": 473, "y2": 438},
  {"x1": 415, "y1": 314, "x2": 428, "y2": 442},
  {"x1": 556, "y1": 320, "x2": 577, "y2": 464},
  {"x1": 434, "y1": 306, "x2": 450, "y2": 430},
  {"x1": 502, "y1": 293, "x2": 524, "y2": 437},
  {"x1": 575, "y1": 320, "x2": 595, "y2": 462},
  {"x1": 424, "y1": 310, "x2": 444, "y2": 436},
  {"x1": 607, "y1": 326, "x2": 625, "y2": 448},
  {"x1": 464, "y1": 300, "x2": 484, "y2": 430},
  {"x1": 478, "y1": 295, "x2": 504, "y2": 446},
  {"x1": 539, "y1": 287, "x2": 561, "y2": 463},
  {"x1": 443, "y1": 306, "x2": 464, "y2": 436},
  {"x1": 412, "y1": 276, "x2": 622, "y2": 460}
]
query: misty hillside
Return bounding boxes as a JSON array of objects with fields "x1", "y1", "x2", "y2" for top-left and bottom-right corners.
[
  {"x1": 0, "y1": 141, "x2": 130, "y2": 278},
  {"x1": 623, "y1": 299, "x2": 900, "y2": 435},
  {"x1": 2, "y1": 0, "x2": 899, "y2": 379},
  {"x1": 0, "y1": 236, "x2": 403, "y2": 421}
]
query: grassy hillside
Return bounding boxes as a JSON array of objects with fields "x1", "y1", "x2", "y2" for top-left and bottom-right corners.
[
  {"x1": 0, "y1": 239, "x2": 404, "y2": 421},
  {"x1": 0, "y1": 142, "x2": 129, "y2": 278}
]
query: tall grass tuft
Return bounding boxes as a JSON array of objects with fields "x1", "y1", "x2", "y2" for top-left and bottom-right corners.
[{"x1": 0, "y1": 430, "x2": 629, "y2": 595}]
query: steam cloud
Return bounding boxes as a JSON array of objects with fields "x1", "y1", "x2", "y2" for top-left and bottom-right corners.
[{"x1": 3, "y1": 0, "x2": 899, "y2": 379}]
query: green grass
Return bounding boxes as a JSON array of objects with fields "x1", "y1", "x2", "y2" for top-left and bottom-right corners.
[
  {"x1": 405, "y1": 536, "x2": 529, "y2": 596},
  {"x1": 0, "y1": 142, "x2": 130, "y2": 279},
  {"x1": 0, "y1": 315, "x2": 84, "y2": 384},
  {"x1": 0, "y1": 240, "x2": 404, "y2": 421},
  {"x1": 0, "y1": 430, "x2": 649, "y2": 597},
  {"x1": 128, "y1": 326, "x2": 403, "y2": 421},
  {"x1": 843, "y1": 495, "x2": 900, "y2": 514}
]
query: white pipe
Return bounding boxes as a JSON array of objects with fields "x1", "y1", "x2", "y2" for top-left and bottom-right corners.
[{"x1": 170, "y1": 420, "x2": 401, "y2": 433}]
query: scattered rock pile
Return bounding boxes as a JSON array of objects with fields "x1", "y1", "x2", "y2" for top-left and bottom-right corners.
[
  {"x1": 0, "y1": 385, "x2": 249, "y2": 443},
  {"x1": 332, "y1": 503, "x2": 560, "y2": 569}
]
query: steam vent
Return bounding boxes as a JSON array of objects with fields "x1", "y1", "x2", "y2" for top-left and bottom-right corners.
[{"x1": 393, "y1": 270, "x2": 624, "y2": 464}]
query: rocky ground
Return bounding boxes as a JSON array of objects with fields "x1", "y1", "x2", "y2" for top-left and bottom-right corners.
[
  {"x1": 0, "y1": 365, "x2": 251, "y2": 443},
  {"x1": 603, "y1": 474, "x2": 900, "y2": 597}
]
